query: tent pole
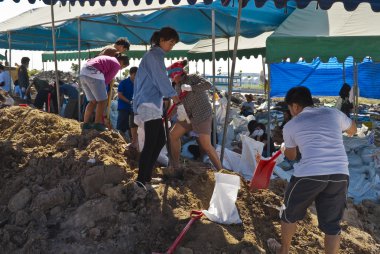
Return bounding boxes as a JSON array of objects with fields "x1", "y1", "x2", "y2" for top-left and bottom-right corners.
[
  {"x1": 212, "y1": 9, "x2": 217, "y2": 148},
  {"x1": 220, "y1": 0, "x2": 243, "y2": 163},
  {"x1": 7, "y1": 32, "x2": 11, "y2": 67},
  {"x1": 203, "y1": 60, "x2": 206, "y2": 77},
  {"x1": 343, "y1": 61, "x2": 346, "y2": 84},
  {"x1": 267, "y1": 63, "x2": 271, "y2": 157},
  {"x1": 50, "y1": 1, "x2": 61, "y2": 113},
  {"x1": 262, "y1": 56, "x2": 266, "y2": 96},
  {"x1": 77, "y1": 18, "x2": 82, "y2": 121},
  {"x1": 227, "y1": 38, "x2": 230, "y2": 82},
  {"x1": 354, "y1": 62, "x2": 358, "y2": 122}
]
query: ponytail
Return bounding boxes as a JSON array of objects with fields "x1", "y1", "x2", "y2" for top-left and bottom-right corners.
[
  {"x1": 150, "y1": 31, "x2": 161, "y2": 48},
  {"x1": 150, "y1": 27, "x2": 179, "y2": 48}
]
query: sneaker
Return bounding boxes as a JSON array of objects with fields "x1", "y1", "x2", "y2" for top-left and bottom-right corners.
[
  {"x1": 144, "y1": 183, "x2": 159, "y2": 191},
  {"x1": 82, "y1": 122, "x2": 93, "y2": 130},
  {"x1": 92, "y1": 123, "x2": 108, "y2": 132},
  {"x1": 150, "y1": 177, "x2": 163, "y2": 184}
]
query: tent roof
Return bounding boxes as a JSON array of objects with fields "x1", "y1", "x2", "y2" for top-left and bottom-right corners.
[
  {"x1": 266, "y1": 2, "x2": 380, "y2": 63},
  {"x1": 0, "y1": 1, "x2": 291, "y2": 51},
  {"x1": 41, "y1": 43, "x2": 193, "y2": 62},
  {"x1": 0, "y1": 1, "x2": 185, "y2": 32},
  {"x1": 188, "y1": 31, "x2": 271, "y2": 60},
  {"x1": 2, "y1": 0, "x2": 380, "y2": 12}
]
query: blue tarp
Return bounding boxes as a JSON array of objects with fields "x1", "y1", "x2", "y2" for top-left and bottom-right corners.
[
  {"x1": 0, "y1": 1, "x2": 293, "y2": 51},
  {"x1": 270, "y1": 57, "x2": 380, "y2": 99}
]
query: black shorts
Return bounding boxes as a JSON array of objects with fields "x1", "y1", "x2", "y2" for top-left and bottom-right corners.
[{"x1": 280, "y1": 174, "x2": 349, "y2": 235}]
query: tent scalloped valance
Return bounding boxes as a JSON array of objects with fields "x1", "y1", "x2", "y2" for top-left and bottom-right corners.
[{"x1": 3, "y1": 0, "x2": 380, "y2": 12}]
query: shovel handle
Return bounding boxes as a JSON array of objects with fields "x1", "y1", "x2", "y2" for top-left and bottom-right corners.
[
  {"x1": 166, "y1": 210, "x2": 203, "y2": 254},
  {"x1": 268, "y1": 150, "x2": 282, "y2": 163},
  {"x1": 165, "y1": 91, "x2": 188, "y2": 119}
]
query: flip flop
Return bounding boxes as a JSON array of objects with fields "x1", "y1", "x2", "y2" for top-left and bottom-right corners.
[{"x1": 267, "y1": 238, "x2": 281, "y2": 254}]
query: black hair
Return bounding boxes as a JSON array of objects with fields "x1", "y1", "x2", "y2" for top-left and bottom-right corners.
[
  {"x1": 21, "y1": 57, "x2": 30, "y2": 65},
  {"x1": 116, "y1": 55, "x2": 130, "y2": 66},
  {"x1": 115, "y1": 37, "x2": 130, "y2": 51},
  {"x1": 285, "y1": 86, "x2": 314, "y2": 107},
  {"x1": 0, "y1": 64, "x2": 4, "y2": 70},
  {"x1": 339, "y1": 83, "x2": 351, "y2": 99},
  {"x1": 129, "y1": 67, "x2": 138, "y2": 75},
  {"x1": 247, "y1": 120, "x2": 257, "y2": 135},
  {"x1": 150, "y1": 27, "x2": 179, "y2": 48}
]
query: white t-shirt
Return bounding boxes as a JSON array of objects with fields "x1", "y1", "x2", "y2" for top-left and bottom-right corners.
[
  {"x1": 283, "y1": 106, "x2": 352, "y2": 177},
  {"x1": 80, "y1": 63, "x2": 105, "y2": 81},
  {"x1": 0, "y1": 71, "x2": 12, "y2": 92}
]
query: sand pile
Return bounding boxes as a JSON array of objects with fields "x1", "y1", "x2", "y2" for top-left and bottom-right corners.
[{"x1": 0, "y1": 106, "x2": 379, "y2": 254}]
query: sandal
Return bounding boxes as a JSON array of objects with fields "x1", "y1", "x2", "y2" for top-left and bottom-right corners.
[{"x1": 267, "y1": 238, "x2": 281, "y2": 254}]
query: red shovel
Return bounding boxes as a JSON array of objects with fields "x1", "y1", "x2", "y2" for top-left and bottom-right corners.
[
  {"x1": 153, "y1": 210, "x2": 203, "y2": 254},
  {"x1": 249, "y1": 150, "x2": 282, "y2": 190}
]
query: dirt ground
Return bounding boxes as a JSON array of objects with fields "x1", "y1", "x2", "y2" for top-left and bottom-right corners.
[{"x1": 0, "y1": 106, "x2": 379, "y2": 254}]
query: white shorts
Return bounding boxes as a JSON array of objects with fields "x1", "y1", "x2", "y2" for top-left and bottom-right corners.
[{"x1": 79, "y1": 75, "x2": 107, "y2": 102}]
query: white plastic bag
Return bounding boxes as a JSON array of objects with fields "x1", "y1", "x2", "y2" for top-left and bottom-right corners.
[
  {"x1": 216, "y1": 145, "x2": 241, "y2": 171},
  {"x1": 203, "y1": 173, "x2": 242, "y2": 224},
  {"x1": 237, "y1": 135, "x2": 264, "y2": 180}
]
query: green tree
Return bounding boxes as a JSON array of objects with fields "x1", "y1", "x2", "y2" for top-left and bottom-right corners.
[
  {"x1": 28, "y1": 69, "x2": 40, "y2": 77},
  {"x1": 71, "y1": 63, "x2": 79, "y2": 73},
  {"x1": 122, "y1": 69, "x2": 130, "y2": 78}
]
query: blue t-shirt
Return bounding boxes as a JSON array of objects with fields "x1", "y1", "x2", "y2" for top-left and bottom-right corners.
[
  {"x1": 60, "y1": 84, "x2": 79, "y2": 99},
  {"x1": 118, "y1": 77, "x2": 134, "y2": 111}
]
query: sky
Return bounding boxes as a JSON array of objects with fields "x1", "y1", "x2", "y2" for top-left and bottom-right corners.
[{"x1": 0, "y1": 0, "x2": 264, "y2": 75}]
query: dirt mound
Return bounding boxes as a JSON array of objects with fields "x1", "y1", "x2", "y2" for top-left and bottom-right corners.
[{"x1": 0, "y1": 106, "x2": 379, "y2": 254}]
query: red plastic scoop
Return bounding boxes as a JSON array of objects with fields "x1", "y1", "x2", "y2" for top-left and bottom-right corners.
[{"x1": 249, "y1": 150, "x2": 282, "y2": 190}]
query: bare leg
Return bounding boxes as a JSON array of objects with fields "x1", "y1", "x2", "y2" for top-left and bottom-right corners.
[
  {"x1": 169, "y1": 123, "x2": 188, "y2": 168},
  {"x1": 279, "y1": 221, "x2": 297, "y2": 254},
  {"x1": 94, "y1": 100, "x2": 107, "y2": 124},
  {"x1": 198, "y1": 134, "x2": 222, "y2": 170},
  {"x1": 83, "y1": 100, "x2": 97, "y2": 123},
  {"x1": 130, "y1": 127, "x2": 139, "y2": 148},
  {"x1": 325, "y1": 234, "x2": 340, "y2": 254}
]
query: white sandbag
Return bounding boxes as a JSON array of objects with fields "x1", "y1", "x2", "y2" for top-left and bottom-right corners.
[
  {"x1": 347, "y1": 150, "x2": 363, "y2": 167},
  {"x1": 110, "y1": 100, "x2": 118, "y2": 130},
  {"x1": 215, "y1": 98, "x2": 227, "y2": 125},
  {"x1": 216, "y1": 145, "x2": 241, "y2": 172},
  {"x1": 237, "y1": 135, "x2": 264, "y2": 180},
  {"x1": 273, "y1": 166, "x2": 293, "y2": 182},
  {"x1": 348, "y1": 172, "x2": 379, "y2": 204},
  {"x1": 157, "y1": 145, "x2": 169, "y2": 167},
  {"x1": 203, "y1": 173, "x2": 242, "y2": 224},
  {"x1": 231, "y1": 116, "x2": 249, "y2": 133},
  {"x1": 360, "y1": 146, "x2": 376, "y2": 165},
  {"x1": 217, "y1": 124, "x2": 234, "y2": 149}
]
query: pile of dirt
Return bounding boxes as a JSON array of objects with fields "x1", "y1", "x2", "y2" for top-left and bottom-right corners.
[{"x1": 0, "y1": 106, "x2": 379, "y2": 254}]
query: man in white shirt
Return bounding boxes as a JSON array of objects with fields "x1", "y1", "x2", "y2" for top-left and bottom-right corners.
[
  {"x1": 0, "y1": 64, "x2": 12, "y2": 93},
  {"x1": 267, "y1": 86, "x2": 357, "y2": 254}
]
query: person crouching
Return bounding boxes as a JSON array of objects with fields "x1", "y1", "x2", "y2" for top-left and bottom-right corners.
[{"x1": 168, "y1": 60, "x2": 222, "y2": 173}]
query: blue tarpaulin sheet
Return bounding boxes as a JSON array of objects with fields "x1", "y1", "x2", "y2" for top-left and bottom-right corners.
[{"x1": 270, "y1": 57, "x2": 380, "y2": 99}]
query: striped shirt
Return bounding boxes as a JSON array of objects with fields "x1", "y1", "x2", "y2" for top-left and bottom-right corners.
[{"x1": 175, "y1": 74, "x2": 212, "y2": 124}]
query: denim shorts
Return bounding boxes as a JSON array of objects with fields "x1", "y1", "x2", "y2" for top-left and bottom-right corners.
[{"x1": 79, "y1": 75, "x2": 107, "y2": 102}]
